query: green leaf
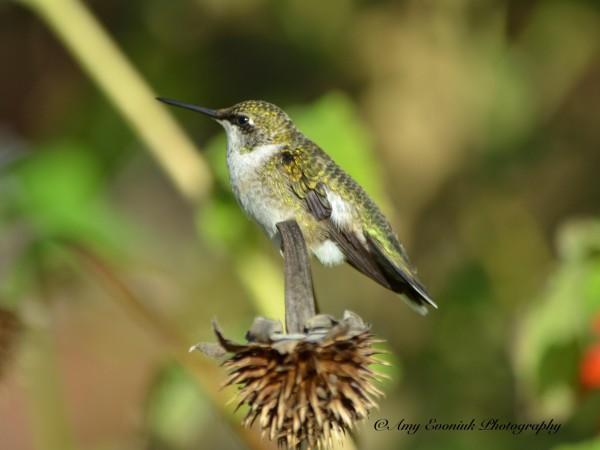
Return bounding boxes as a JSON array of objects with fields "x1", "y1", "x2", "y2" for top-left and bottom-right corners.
[{"x1": 9, "y1": 140, "x2": 131, "y2": 249}]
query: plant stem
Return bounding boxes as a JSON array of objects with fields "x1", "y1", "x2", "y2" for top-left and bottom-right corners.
[
  {"x1": 21, "y1": 306, "x2": 77, "y2": 450},
  {"x1": 276, "y1": 220, "x2": 316, "y2": 334}
]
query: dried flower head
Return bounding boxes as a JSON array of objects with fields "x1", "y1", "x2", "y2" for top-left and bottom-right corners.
[{"x1": 193, "y1": 311, "x2": 386, "y2": 449}]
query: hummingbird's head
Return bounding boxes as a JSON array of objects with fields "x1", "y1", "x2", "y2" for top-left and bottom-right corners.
[{"x1": 157, "y1": 98, "x2": 295, "y2": 152}]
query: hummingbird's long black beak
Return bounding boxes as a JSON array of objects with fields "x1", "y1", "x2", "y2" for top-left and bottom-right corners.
[{"x1": 156, "y1": 97, "x2": 221, "y2": 119}]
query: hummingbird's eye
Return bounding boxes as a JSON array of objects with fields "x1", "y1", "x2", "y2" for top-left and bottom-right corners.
[{"x1": 236, "y1": 115, "x2": 250, "y2": 126}]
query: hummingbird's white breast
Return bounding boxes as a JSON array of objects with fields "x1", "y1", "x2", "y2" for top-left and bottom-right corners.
[{"x1": 224, "y1": 126, "x2": 289, "y2": 240}]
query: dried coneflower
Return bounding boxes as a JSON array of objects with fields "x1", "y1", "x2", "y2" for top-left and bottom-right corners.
[{"x1": 193, "y1": 311, "x2": 386, "y2": 449}]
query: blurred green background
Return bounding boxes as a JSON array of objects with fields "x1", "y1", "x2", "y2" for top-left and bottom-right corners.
[{"x1": 1, "y1": 0, "x2": 600, "y2": 449}]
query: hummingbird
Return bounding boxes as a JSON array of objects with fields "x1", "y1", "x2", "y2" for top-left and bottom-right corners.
[{"x1": 157, "y1": 98, "x2": 437, "y2": 314}]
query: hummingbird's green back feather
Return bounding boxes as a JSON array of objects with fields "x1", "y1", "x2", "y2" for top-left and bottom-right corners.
[{"x1": 273, "y1": 137, "x2": 436, "y2": 313}]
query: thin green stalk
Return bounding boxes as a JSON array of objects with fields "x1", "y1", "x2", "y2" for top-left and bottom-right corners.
[
  {"x1": 21, "y1": 318, "x2": 77, "y2": 450},
  {"x1": 20, "y1": 262, "x2": 77, "y2": 450}
]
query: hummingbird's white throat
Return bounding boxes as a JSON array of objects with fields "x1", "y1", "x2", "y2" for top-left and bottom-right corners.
[{"x1": 220, "y1": 118, "x2": 288, "y2": 242}]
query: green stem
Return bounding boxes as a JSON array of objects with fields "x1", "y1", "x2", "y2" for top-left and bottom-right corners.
[
  {"x1": 20, "y1": 261, "x2": 77, "y2": 450},
  {"x1": 21, "y1": 321, "x2": 77, "y2": 450}
]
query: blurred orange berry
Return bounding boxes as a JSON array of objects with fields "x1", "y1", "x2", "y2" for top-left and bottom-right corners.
[{"x1": 581, "y1": 344, "x2": 600, "y2": 390}]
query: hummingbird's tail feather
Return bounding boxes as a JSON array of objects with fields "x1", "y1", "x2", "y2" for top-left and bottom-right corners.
[
  {"x1": 365, "y1": 234, "x2": 438, "y2": 315},
  {"x1": 327, "y1": 228, "x2": 437, "y2": 315}
]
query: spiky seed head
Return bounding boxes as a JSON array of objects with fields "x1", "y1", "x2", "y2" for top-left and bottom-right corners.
[{"x1": 197, "y1": 312, "x2": 387, "y2": 450}]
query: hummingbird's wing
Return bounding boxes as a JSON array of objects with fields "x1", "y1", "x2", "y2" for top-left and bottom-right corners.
[
  {"x1": 278, "y1": 145, "x2": 436, "y2": 314},
  {"x1": 278, "y1": 148, "x2": 395, "y2": 286}
]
